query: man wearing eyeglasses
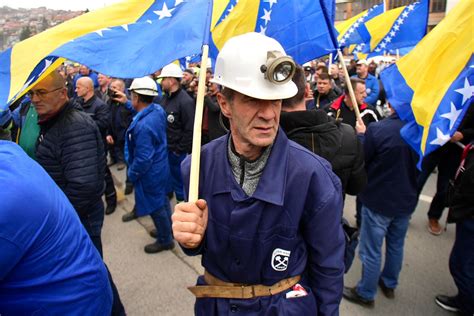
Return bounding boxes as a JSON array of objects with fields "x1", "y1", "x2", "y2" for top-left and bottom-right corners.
[
  {"x1": 30, "y1": 70, "x2": 106, "y2": 250},
  {"x1": 29, "y1": 70, "x2": 125, "y2": 314}
]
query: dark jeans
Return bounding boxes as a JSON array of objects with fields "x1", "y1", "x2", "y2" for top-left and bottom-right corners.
[
  {"x1": 80, "y1": 201, "x2": 125, "y2": 316},
  {"x1": 105, "y1": 166, "x2": 117, "y2": 207},
  {"x1": 150, "y1": 199, "x2": 173, "y2": 245},
  {"x1": 168, "y1": 151, "x2": 186, "y2": 201},
  {"x1": 108, "y1": 139, "x2": 125, "y2": 164},
  {"x1": 113, "y1": 139, "x2": 125, "y2": 164},
  {"x1": 81, "y1": 200, "x2": 105, "y2": 256},
  {"x1": 417, "y1": 144, "x2": 461, "y2": 220},
  {"x1": 450, "y1": 218, "x2": 474, "y2": 315}
]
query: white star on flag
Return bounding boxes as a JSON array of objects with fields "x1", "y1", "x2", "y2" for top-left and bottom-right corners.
[
  {"x1": 95, "y1": 28, "x2": 111, "y2": 37},
  {"x1": 21, "y1": 77, "x2": 36, "y2": 92},
  {"x1": 380, "y1": 42, "x2": 386, "y2": 48},
  {"x1": 121, "y1": 24, "x2": 129, "y2": 31},
  {"x1": 430, "y1": 128, "x2": 451, "y2": 146},
  {"x1": 174, "y1": 0, "x2": 184, "y2": 6},
  {"x1": 261, "y1": 8, "x2": 272, "y2": 25},
  {"x1": 397, "y1": 17, "x2": 404, "y2": 24},
  {"x1": 227, "y1": 5, "x2": 234, "y2": 13},
  {"x1": 408, "y1": 4, "x2": 415, "y2": 11},
  {"x1": 385, "y1": 36, "x2": 392, "y2": 43},
  {"x1": 39, "y1": 59, "x2": 54, "y2": 76},
  {"x1": 154, "y1": 2, "x2": 175, "y2": 20},
  {"x1": 402, "y1": 11, "x2": 409, "y2": 18},
  {"x1": 441, "y1": 102, "x2": 463, "y2": 130},
  {"x1": 454, "y1": 78, "x2": 474, "y2": 105},
  {"x1": 394, "y1": 24, "x2": 400, "y2": 31},
  {"x1": 390, "y1": 31, "x2": 396, "y2": 37},
  {"x1": 259, "y1": 25, "x2": 267, "y2": 34},
  {"x1": 266, "y1": 0, "x2": 278, "y2": 9},
  {"x1": 354, "y1": 21, "x2": 360, "y2": 28},
  {"x1": 375, "y1": 48, "x2": 381, "y2": 52}
]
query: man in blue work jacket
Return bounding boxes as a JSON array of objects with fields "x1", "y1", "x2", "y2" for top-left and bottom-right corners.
[
  {"x1": 121, "y1": 76, "x2": 174, "y2": 254},
  {"x1": 172, "y1": 32, "x2": 345, "y2": 315}
]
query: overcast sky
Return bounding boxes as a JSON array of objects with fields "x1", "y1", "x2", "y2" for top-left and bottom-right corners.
[{"x1": 2, "y1": 0, "x2": 124, "y2": 11}]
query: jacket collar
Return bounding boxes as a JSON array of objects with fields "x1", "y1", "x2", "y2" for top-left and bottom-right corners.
[
  {"x1": 165, "y1": 87, "x2": 183, "y2": 99},
  {"x1": 38, "y1": 100, "x2": 73, "y2": 125},
  {"x1": 81, "y1": 95, "x2": 97, "y2": 109},
  {"x1": 330, "y1": 95, "x2": 368, "y2": 111},
  {"x1": 128, "y1": 103, "x2": 156, "y2": 130},
  {"x1": 212, "y1": 129, "x2": 288, "y2": 206}
]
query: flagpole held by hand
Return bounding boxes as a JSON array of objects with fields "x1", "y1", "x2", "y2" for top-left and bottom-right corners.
[
  {"x1": 188, "y1": 45, "x2": 209, "y2": 203},
  {"x1": 337, "y1": 49, "x2": 361, "y2": 122}
]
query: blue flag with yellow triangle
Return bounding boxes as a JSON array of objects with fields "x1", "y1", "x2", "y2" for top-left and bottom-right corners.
[
  {"x1": 0, "y1": 0, "x2": 212, "y2": 109},
  {"x1": 353, "y1": 0, "x2": 429, "y2": 58},
  {"x1": 336, "y1": 3, "x2": 384, "y2": 48},
  {"x1": 380, "y1": 0, "x2": 474, "y2": 165},
  {"x1": 209, "y1": 0, "x2": 338, "y2": 66}
]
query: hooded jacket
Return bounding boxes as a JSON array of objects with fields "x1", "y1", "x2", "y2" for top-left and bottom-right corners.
[{"x1": 280, "y1": 110, "x2": 367, "y2": 195}]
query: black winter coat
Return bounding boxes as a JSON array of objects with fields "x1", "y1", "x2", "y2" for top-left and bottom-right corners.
[
  {"x1": 35, "y1": 101, "x2": 106, "y2": 218},
  {"x1": 160, "y1": 88, "x2": 195, "y2": 154},
  {"x1": 77, "y1": 95, "x2": 110, "y2": 138},
  {"x1": 280, "y1": 109, "x2": 367, "y2": 195}
]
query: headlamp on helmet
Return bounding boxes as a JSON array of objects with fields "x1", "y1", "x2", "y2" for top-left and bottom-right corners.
[{"x1": 260, "y1": 51, "x2": 296, "y2": 85}]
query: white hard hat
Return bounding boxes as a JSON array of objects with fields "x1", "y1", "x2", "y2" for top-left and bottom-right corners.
[
  {"x1": 157, "y1": 63, "x2": 183, "y2": 78},
  {"x1": 129, "y1": 76, "x2": 158, "y2": 96},
  {"x1": 211, "y1": 32, "x2": 297, "y2": 100}
]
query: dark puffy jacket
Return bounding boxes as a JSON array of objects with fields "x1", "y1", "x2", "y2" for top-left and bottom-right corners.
[
  {"x1": 35, "y1": 101, "x2": 105, "y2": 218},
  {"x1": 280, "y1": 109, "x2": 367, "y2": 195},
  {"x1": 160, "y1": 88, "x2": 195, "y2": 154}
]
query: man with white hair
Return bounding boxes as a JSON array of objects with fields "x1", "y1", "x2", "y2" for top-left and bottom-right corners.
[{"x1": 172, "y1": 32, "x2": 345, "y2": 315}]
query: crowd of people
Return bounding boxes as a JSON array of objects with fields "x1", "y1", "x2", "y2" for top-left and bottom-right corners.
[{"x1": 0, "y1": 31, "x2": 472, "y2": 315}]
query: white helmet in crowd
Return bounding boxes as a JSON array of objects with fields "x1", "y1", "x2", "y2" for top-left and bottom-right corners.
[
  {"x1": 211, "y1": 32, "x2": 297, "y2": 100},
  {"x1": 158, "y1": 63, "x2": 183, "y2": 78},
  {"x1": 129, "y1": 76, "x2": 158, "y2": 96}
]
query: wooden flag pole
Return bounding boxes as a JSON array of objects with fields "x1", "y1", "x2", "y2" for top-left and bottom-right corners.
[
  {"x1": 337, "y1": 49, "x2": 361, "y2": 122},
  {"x1": 188, "y1": 45, "x2": 209, "y2": 202}
]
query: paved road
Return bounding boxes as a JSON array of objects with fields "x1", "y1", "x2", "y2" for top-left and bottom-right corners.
[{"x1": 103, "y1": 165, "x2": 455, "y2": 315}]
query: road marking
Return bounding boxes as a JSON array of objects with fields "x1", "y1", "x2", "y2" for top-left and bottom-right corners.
[{"x1": 419, "y1": 194, "x2": 433, "y2": 203}]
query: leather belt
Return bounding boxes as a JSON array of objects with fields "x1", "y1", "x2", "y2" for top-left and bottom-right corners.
[{"x1": 188, "y1": 271, "x2": 301, "y2": 299}]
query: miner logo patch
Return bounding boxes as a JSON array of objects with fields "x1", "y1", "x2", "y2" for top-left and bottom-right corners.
[
  {"x1": 271, "y1": 248, "x2": 291, "y2": 271},
  {"x1": 167, "y1": 114, "x2": 175, "y2": 123}
]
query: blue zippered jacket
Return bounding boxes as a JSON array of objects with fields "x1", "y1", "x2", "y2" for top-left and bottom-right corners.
[{"x1": 125, "y1": 103, "x2": 170, "y2": 216}]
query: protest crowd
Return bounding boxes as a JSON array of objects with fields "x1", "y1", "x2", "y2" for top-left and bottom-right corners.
[{"x1": 0, "y1": 1, "x2": 473, "y2": 316}]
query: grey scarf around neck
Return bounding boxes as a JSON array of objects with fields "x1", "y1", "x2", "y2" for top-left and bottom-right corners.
[{"x1": 227, "y1": 136, "x2": 273, "y2": 196}]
